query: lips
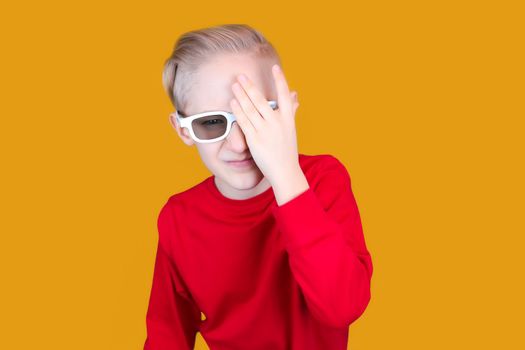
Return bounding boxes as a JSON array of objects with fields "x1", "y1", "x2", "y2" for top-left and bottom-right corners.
[
  {"x1": 226, "y1": 156, "x2": 255, "y2": 168},
  {"x1": 228, "y1": 156, "x2": 253, "y2": 162}
]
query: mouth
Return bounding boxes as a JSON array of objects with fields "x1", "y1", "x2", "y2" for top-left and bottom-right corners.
[{"x1": 226, "y1": 156, "x2": 255, "y2": 167}]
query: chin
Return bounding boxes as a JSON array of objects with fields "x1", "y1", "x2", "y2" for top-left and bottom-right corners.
[
  {"x1": 222, "y1": 167, "x2": 262, "y2": 186},
  {"x1": 230, "y1": 172, "x2": 262, "y2": 189}
]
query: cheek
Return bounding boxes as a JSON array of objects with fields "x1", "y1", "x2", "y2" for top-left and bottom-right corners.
[{"x1": 196, "y1": 144, "x2": 224, "y2": 168}]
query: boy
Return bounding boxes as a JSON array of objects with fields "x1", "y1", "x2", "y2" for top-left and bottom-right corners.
[{"x1": 144, "y1": 24, "x2": 373, "y2": 350}]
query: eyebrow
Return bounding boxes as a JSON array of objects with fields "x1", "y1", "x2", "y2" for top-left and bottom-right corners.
[
  {"x1": 177, "y1": 109, "x2": 226, "y2": 118},
  {"x1": 178, "y1": 101, "x2": 277, "y2": 118},
  {"x1": 178, "y1": 107, "x2": 233, "y2": 117}
]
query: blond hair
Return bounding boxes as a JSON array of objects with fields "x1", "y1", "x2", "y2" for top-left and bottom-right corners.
[{"x1": 162, "y1": 24, "x2": 281, "y2": 113}]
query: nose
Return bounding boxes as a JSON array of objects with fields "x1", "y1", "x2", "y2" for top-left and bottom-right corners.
[{"x1": 224, "y1": 121, "x2": 249, "y2": 152}]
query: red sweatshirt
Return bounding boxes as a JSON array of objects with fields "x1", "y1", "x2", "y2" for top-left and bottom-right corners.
[{"x1": 144, "y1": 153, "x2": 373, "y2": 350}]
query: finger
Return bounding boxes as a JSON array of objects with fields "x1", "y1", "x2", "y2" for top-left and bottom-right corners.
[
  {"x1": 291, "y1": 90, "x2": 298, "y2": 104},
  {"x1": 290, "y1": 91, "x2": 299, "y2": 108},
  {"x1": 237, "y1": 74, "x2": 276, "y2": 120},
  {"x1": 229, "y1": 97, "x2": 255, "y2": 136},
  {"x1": 231, "y1": 81, "x2": 264, "y2": 130},
  {"x1": 291, "y1": 91, "x2": 299, "y2": 114},
  {"x1": 272, "y1": 64, "x2": 293, "y2": 119}
]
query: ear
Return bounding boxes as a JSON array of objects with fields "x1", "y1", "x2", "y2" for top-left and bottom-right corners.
[
  {"x1": 290, "y1": 90, "x2": 299, "y2": 116},
  {"x1": 169, "y1": 113, "x2": 195, "y2": 146}
]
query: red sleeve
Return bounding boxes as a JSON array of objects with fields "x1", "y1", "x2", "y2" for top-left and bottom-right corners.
[
  {"x1": 271, "y1": 157, "x2": 373, "y2": 329},
  {"x1": 144, "y1": 202, "x2": 201, "y2": 350}
]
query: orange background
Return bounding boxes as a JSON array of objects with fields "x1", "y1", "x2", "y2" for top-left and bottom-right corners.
[{"x1": 1, "y1": 1, "x2": 523, "y2": 349}]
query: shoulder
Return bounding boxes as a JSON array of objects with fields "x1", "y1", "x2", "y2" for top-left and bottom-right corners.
[
  {"x1": 161, "y1": 175, "x2": 210, "y2": 211},
  {"x1": 155, "y1": 177, "x2": 210, "y2": 245},
  {"x1": 156, "y1": 197, "x2": 176, "y2": 248},
  {"x1": 299, "y1": 153, "x2": 351, "y2": 186},
  {"x1": 299, "y1": 153, "x2": 355, "y2": 210}
]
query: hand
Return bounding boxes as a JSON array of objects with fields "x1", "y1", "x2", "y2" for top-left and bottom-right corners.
[{"x1": 230, "y1": 64, "x2": 300, "y2": 186}]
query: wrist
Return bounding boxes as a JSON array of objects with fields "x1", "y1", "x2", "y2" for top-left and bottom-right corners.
[{"x1": 270, "y1": 165, "x2": 309, "y2": 206}]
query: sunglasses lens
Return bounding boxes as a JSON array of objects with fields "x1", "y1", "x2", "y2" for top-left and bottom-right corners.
[{"x1": 192, "y1": 114, "x2": 228, "y2": 140}]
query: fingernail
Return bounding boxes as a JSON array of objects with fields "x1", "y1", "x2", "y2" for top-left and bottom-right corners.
[{"x1": 238, "y1": 74, "x2": 247, "y2": 83}]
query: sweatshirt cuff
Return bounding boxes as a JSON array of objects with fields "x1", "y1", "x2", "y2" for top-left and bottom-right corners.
[{"x1": 271, "y1": 187, "x2": 334, "y2": 253}]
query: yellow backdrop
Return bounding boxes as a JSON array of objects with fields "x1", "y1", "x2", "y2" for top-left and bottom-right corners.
[{"x1": 1, "y1": 0, "x2": 523, "y2": 349}]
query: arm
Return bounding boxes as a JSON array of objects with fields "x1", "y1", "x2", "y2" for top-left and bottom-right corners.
[
  {"x1": 144, "y1": 202, "x2": 201, "y2": 349},
  {"x1": 271, "y1": 157, "x2": 373, "y2": 329}
]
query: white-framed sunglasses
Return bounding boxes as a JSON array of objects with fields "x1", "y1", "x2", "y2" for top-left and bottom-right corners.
[{"x1": 175, "y1": 100, "x2": 278, "y2": 143}]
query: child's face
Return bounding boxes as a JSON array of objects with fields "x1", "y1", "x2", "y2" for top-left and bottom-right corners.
[{"x1": 169, "y1": 52, "x2": 281, "y2": 200}]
